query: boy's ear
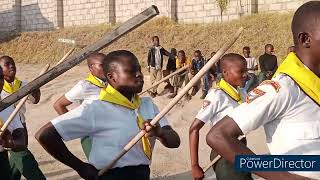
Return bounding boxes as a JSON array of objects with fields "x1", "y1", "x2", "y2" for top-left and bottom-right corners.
[
  {"x1": 298, "y1": 32, "x2": 311, "y2": 48},
  {"x1": 106, "y1": 72, "x2": 115, "y2": 83}
]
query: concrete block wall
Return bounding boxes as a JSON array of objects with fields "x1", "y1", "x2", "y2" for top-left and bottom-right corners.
[
  {"x1": 0, "y1": 0, "x2": 15, "y2": 32},
  {"x1": 63, "y1": 0, "x2": 109, "y2": 26},
  {"x1": 177, "y1": 0, "x2": 252, "y2": 24},
  {"x1": 20, "y1": 0, "x2": 57, "y2": 31},
  {"x1": 116, "y1": 0, "x2": 170, "y2": 22},
  {"x1": 257, "y1": 0, "x2": 312, "y2": 12}
]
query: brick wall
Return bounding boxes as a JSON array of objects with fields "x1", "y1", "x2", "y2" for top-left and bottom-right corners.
[
  {"x1": 0, "y1": 0, "x2": 15, "y2": 32},
  {"x1": 20, "y1": 0, "x2": 57, "y2": 31},
  {"x1": 0, "y1": 0, "x2": 317, "y2": 32}
]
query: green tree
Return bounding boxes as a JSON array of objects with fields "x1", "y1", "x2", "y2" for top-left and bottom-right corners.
[{"x1": 216, "y1": 0, "x2": 230, "y2": 22}]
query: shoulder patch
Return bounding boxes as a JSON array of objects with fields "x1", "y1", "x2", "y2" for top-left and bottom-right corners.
[
  {"x1": 202, "y1": 100, "x2": 211, "y2": 109},
  {"x1": 246, "y1": 88, "x2": 266, "y2": 103},
  {"x1": 260, "y1": 80, "x2": 281, "y2": 92}
]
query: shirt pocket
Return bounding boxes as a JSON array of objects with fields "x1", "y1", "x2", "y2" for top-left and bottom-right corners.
[{"x1": 286, "y1": 122, "x2": 320, "y2": 140}]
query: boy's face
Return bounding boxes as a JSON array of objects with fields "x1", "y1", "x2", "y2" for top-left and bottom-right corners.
[
  {"x1": 88, "y1": 57, "x2": 106, "y2": 81},
  {"x1": 107, "y1": 56, "x2": 144, "y2": 94},
  {"x1": 194, "y1": 52, "x2": 201, "y2": 59},
  {"x1": 153, "y1": 38, "x2": 160, "y2": 46},
  {"x1": 223, "y1": 59, "x2": 247, "y2": 88},
  {"x1": 0, "y1": 58, "x2": 16, "y2": 79},
  {"x1": 265, "y1": 46, "x2": 274, "y2": 54},
  {"x1": 171, "y1": 49, "x2": 177, "y2": 56},
  {"x1": 243, "y1": 49, "x2": 250, "y2": 58}
]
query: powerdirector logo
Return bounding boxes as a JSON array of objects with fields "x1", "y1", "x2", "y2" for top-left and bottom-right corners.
[{"x1": 235, "y1": 155, "x2": 320, "y2": 172}]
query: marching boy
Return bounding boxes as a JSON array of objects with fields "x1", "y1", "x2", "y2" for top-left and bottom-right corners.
[
  {"x1": 0, "y1": 55, "x2": 45, "y2": 180},
  {"x1": 206, "y1": 1, "x2": 320, "y2": 179},
  {"x1": 0, "y1": 66, "x2": 27, "y2": 180},
  {"x1": 189, "y1": 53, "x2": 252, "y2": 180},
  {"x1": 53, "y1": 53, "x2": 107, "y2": 158},
  {"x1": 36, "y1": 50, "x2": 180, "y2": 180}
]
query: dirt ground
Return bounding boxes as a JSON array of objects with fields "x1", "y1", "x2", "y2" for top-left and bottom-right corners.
[{"x1": 15, "y1": 63, "x2": 269, "y2": 180}]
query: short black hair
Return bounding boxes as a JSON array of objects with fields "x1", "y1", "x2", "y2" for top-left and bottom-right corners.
[
  {"x1": 265, "y1": 44, "x2": 274, "y2": 50},
  {"x1": 103, "y1": 50, "x2": 137, "y2": 73},
  {"x1": 152, "y1": 36, "x2": 159, "y2": 41},
  {"x1": 0, "y1": 55, "x2": 14, "y2": 62},
  {"x1": 219, "y1": 53, "x2": 246, "y2": 72},
  {"x1": 87, "y1": 52, "x2": 106, "y2": 65},
  {"x1": 243, "y1": 46, "x2": 250, "y2": 51},
  {"x1": 194, "y1": 50, "x2": 201, "y2": 54},
  {"x1": 292, "y1": 1, "x2": 320, "y2": 45}
]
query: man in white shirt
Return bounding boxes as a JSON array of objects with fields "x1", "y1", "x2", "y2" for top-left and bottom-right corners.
[
  {"x1": 53, "y1": 52, "x2": 107, "y2": 159},
  {"x1": 36, "y1": 50, "x2": 180, "y2": 180},
  {"x1": 243, "y1": 46, "x2": 258, "y2": 92},
  {"x1": 206, "y1": 2, "x2": 320, "y2": 179}
]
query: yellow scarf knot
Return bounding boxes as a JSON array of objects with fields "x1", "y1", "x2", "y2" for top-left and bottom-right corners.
[{"x1": 3, "y1": 78, "x2": 22, "y2": 94}]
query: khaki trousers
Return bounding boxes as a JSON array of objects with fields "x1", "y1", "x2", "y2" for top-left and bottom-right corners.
[{"x1": 150, "y1": 68, "x2": 162, "y2": 93}]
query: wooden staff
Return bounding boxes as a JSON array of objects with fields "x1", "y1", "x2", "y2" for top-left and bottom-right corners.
[
  {"x1": 203, "y1": 135, "x2": 245, "y2": 172},
  {"x1": 0, "y1": 6, "x2": 159, "y2": 111},
  {"x1": 139, "y1": 65, "x2": 190, "y2": 95},
  {"x1": 0, "y1": 48, "x2": 74, "y2": 137},
  {"x1": 98, "y1": 27, "x2": 244, "y2": 176}
]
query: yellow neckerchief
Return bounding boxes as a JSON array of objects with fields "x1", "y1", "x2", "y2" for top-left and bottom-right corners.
[
  {"x1": 3, "y1": 78, "x2": 22, "y2": 94},
  {"x1": 85, "y1": 73, "x2": 105, "y2": 88},
  {"x1": 274, "y1": 52, "x2": 320, "y2": 105},
  {"x1": 99, "y1": 84, "x2": 152, "y2": 159},
  {"x1": 217, "y1": 79, "x2": 242, "y2": 103}
]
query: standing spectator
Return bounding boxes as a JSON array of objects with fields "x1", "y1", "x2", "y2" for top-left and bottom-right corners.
[
  {"x1": 190, "y1": 50, "x2": 205, "y2": 98},
  {"x1": 200, "y1": 51, "x2": 217, "y2": 99},
  {"x1": 258, "y1": 44, "x2": 278, "y2": 83},
  {"x1": 147, "y1": 36, "x2": 169, "y2": 97},
  {"x1": 162, "y1": 48, "x2": 177, "y2": 93},
  {"x1": 243, "y1": 46, "x2": 258, "y2": 91}
]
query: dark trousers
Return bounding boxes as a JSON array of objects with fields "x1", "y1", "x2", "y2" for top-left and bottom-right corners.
[
  {"x1": 99, "y1": 165, "x2": 150, "y2": 180},
  {"x1": 0, "y1": 151, "x2": 11, "y2": 180},
  {"x1": 210, "y1": 150, "x2": 253, "y2": 180}
]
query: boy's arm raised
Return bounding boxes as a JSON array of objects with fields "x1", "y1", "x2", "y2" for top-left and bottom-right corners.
[{"x1": 189, "y1": 119, "x2": 205, "y2": 180}]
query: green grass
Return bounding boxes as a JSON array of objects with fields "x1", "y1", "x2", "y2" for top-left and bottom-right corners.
[{"x1": 0, "y1": 12, "x2": 294, "y2": 65}]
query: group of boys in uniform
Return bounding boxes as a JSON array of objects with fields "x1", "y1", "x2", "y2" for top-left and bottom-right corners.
[{"x1": 0, "y1": 1, "x2": 319, "y2": 180}]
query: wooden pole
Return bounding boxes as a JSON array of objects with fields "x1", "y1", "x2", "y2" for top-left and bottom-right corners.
[
  {"x1": 0, "y1": 64, "x2": 50, "y2": 137},
  {"x1": 138, "y1": 65, "x2": 190, "y2": 95},
  {"x1": 0, "y1": 48, "x2": 73, "y2": 137},
  {"x1": 98, "y1": 27, "x2": 244, "y2": 176},
  {"x1": 0, "y1": 6, "x2": 159, "y2": 111},
  {"x1": 203, "y1": 135, "x2": 245, "y2": 172}
]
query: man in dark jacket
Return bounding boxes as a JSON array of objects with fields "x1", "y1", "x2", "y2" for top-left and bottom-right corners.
[
  {"x1": 258, "y1": 44, "x2": 278, "y2": 83},
  {"x1": 147, "y1": 36, "x2": 169, "y2": 97}
]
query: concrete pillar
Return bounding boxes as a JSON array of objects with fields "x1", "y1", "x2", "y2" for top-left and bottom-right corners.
[
  {"x1": 56, "y1": 0, "x2": 64, "y2": 28},
  {"x1": 106, "y1": 0, "x2": 116, "y2": 24},
  {"x1": 169, "y1": 0, "x2": 178, "y2": 22},
  {"x1": 13, "y1": 0, "x2": 21, "y2": 32}
]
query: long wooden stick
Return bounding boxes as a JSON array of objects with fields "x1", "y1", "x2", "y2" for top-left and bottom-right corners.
[
  {"x1": 0, "y1": 6, "x2": 159, "y2": 111},
  {"x1": 203, "y1": 135, "x2": 245, "y2": 172},
  {"x1": 138, "y1": 65, "x2": 190, "y2": 95},
  {"x1": 0, "y1": 64, "x2": 50, "y2": 136},
  {"x1": 98, "y1": 27, "x2": 244, "y2": 176},
  {"x1": 0, "y1": 49, "x2": 73, "y2": 137}
]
